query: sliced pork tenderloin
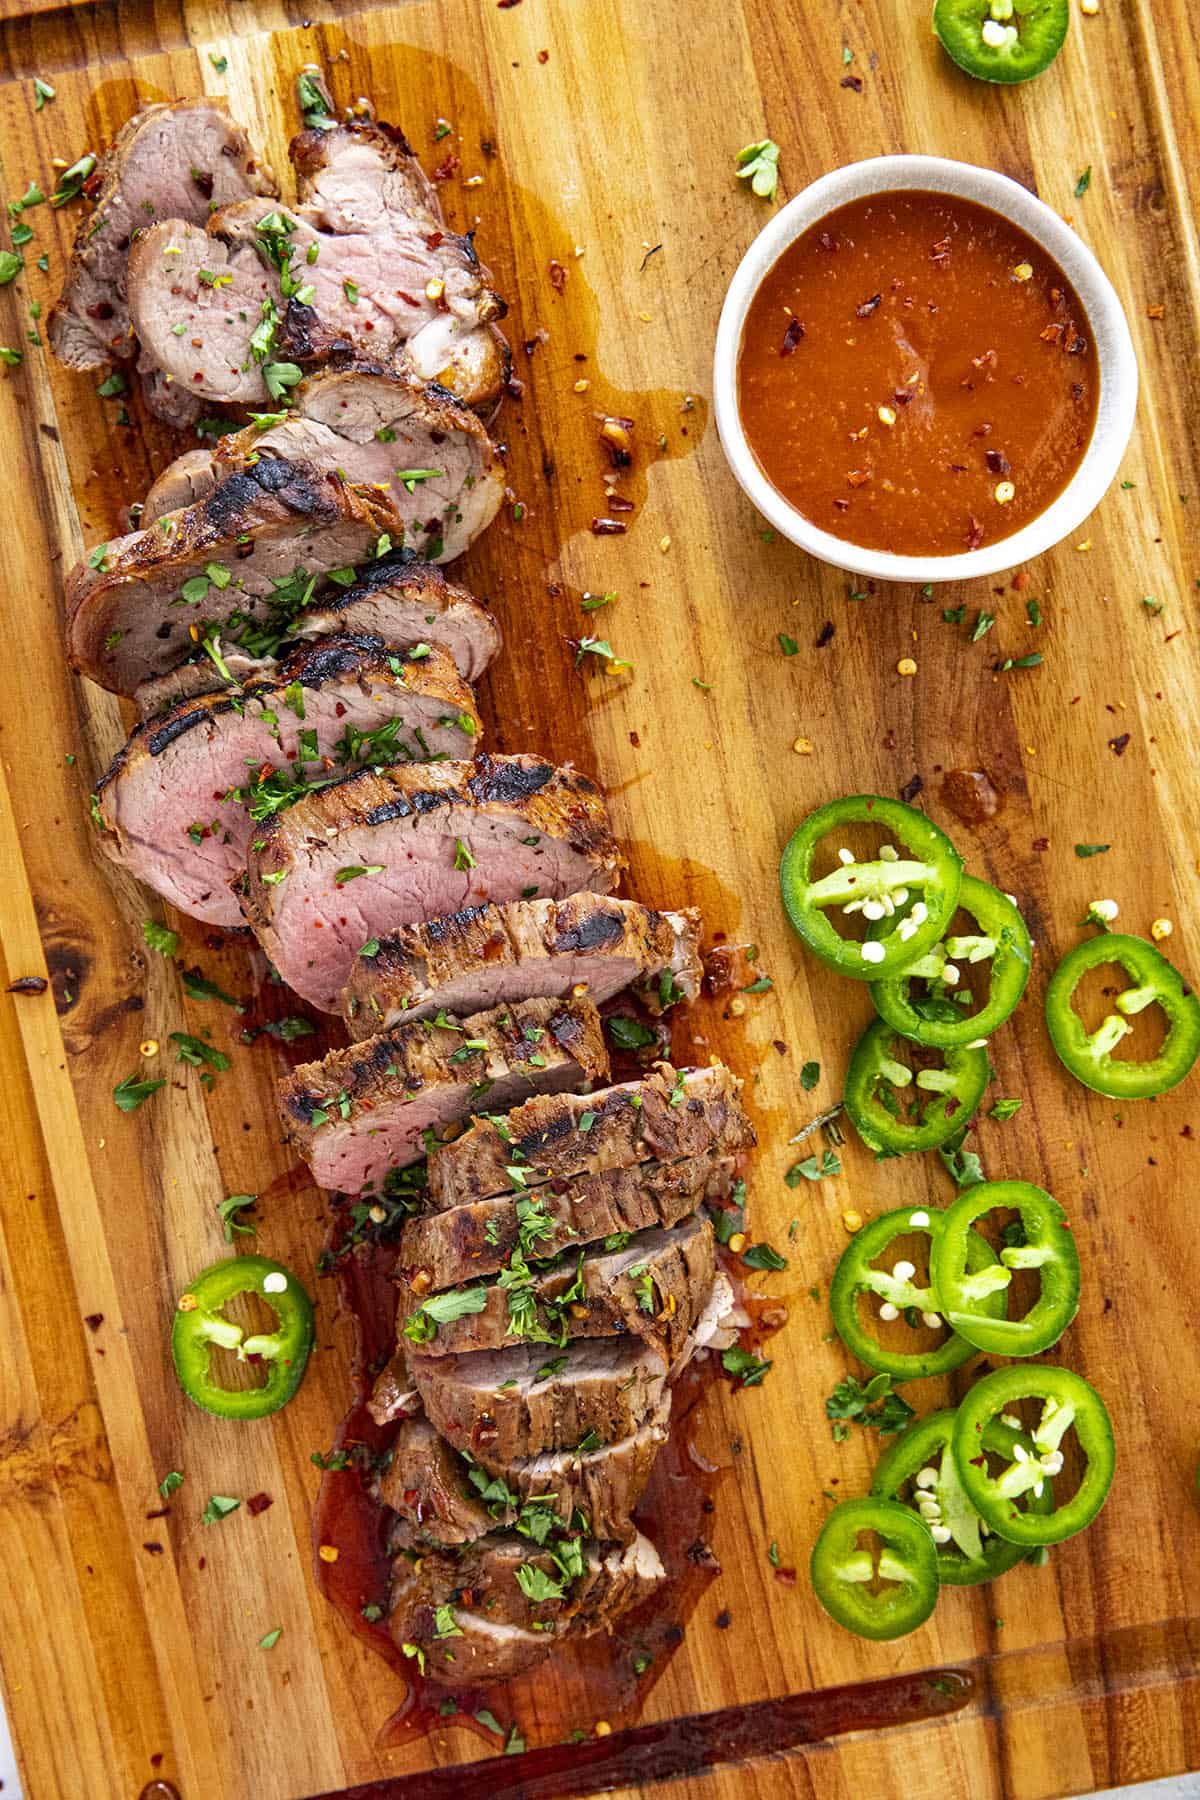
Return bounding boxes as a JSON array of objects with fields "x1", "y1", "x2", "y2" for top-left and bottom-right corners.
[
  {"x1": 132, "y1": 560, "x2": 501, "y2": 717},
  {"x1": 400, "y1": 1216, "x2": 716, "y2": 1366},
  {"x1": 279, "y1": 994, "x2": 609, "y2": 1193},
  {"x1": 342, "y1": 893, "x2": 701, "y2": 1040},
  {"x1": 140, "y1": 364, "x2": 505, "y2": 562},
  {"x1": 376, "y1": 1415, "x2": 491, "y2": 1546},
  {"x1": 129, "y1": 121, "x2": 507, "y2": 413},
  {"x1": 94, "y1": 636, "x2": 480, "y2": 926},
  {"x1": 66, "y1": 457, "x2": 406, "y2": 695},
  {"x1": 427, "y1": 1062, "x2": 753, "y2": 1208},
  {"x1": 239, "y1": 754, "x2": 622, "y2": 1011},
  {"x1": 47, "y1": 99, "x2": 276, "y2": 372},
  {"x1": 411, "y1": 1336, "x2": 669, "y2": 1468},
  {"x1": 399, "y1": 1150, "x2": 735, "y2": 1292},
  {"x1": 386, "y1": 1531, "x2": 664, "y2": 1684}
]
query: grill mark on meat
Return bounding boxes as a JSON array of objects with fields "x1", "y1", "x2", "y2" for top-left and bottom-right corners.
[{"x1": 468, "y1": 758, "x2": 557, "y2": 805}]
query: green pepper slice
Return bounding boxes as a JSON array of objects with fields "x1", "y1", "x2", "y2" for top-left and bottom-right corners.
[
  {"x1": 810, "y1": 1496, "x2": 939, "y2": 1640},
  {"x1": 872, "y1": 1408, "x2": 1054, "y2": 1585},
  {"x1": 931, "y1": 1180, "x2": 1079, "y2": 1357},
  {"x1": 1044, "y1": 932, "x2": 1200, "y2": 1099},
  {"x1": 831, "y1": 1204, "x2": 1005, "y2": 1379},
  {"x1": 172, "y1": 1254, "x2": 315, "y2": 1420},
  {"x1": 780, "y1": 795, "x2": 963, "y2": 982},
  {"x1": 952, "y1": 1366, "x2": 1115, "y2": 1545},
  {"x1": 844, "y1": 1017, "x2": 989, "y2": 1156},
  {"x1": 870, "y1": 876, "x2": 1032, "y2": 1049},
  {"x1": 933, "y1": 0, "x2": 1069, "y2": 85}
]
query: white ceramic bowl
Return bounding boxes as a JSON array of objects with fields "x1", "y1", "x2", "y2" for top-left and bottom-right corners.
[{"x1": 713, "y1": 154, "x2": 1138, "y2": 583}]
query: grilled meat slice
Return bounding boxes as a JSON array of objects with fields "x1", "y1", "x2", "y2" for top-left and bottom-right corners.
[
  {"x1": 400, "y1": 1150, "x2": 735, "y2": 1291},
  {"x1": 399, "y1": 1217, "x2": 716, "y2": 1365},
  {"x1": 141, "y1": 365, "x2": 505, "y2": 562},
  {"x1": 376, "y1": 1415, "x2": 491, "y2": 1546},
  {"x1": 94, "y1": 636, "x2": 480, "y2": 926},
  {"x1": 67, "y1": 457, "x2": 405, "y2": 695},
  {"x1": 129, "y1": 120, "x2": 507, "y2": 413},
  {"x1": 279, "y1": 995, "x2": 609, "y2": 1194},
  {"x1": 411, "y1": 1336, "x2": 669, "y2": 1468},
  {"x1": 132, "y1": 560, "x2": 500, "y2": 718},
  {"x1": 383, "y1": 1398, "x2": 672, "y2": 1548},
  {"x1": 341, "y1": 893, "x2": 701, "y2": 1039},
  {"x1": 47, "y1": 99, "x2": 276, "y2": 372},
  {"x1": 385, "y1": 1531, "x2": 664, "y2": 1684},
  {"x1": 239, "y1": 755, "x2": 622, "y2": 1011},
  {"x1": 428, "y1": 1062, "x2": 753, "y2": 1208}
]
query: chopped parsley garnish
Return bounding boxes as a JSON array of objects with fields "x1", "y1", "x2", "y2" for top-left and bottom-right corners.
[
  {"x1": 113, "y1": 1074, "x2": 165, "y2": 1112},
  {"x1": 742, "y1": 1240, "x2": 788, "y2": 1271},
  {"x1": 735, "y1": 138, "x2": 781, "y2": 200},
  {"x1": 1074, "y1": 843, "x2": 1110, "y2": 858},
  {"x1": 158, "y1": 1470, "x2": 184, "y2": 1498},
  {"x1": 784, "y1": 1149, "x2": 841, "y2": 1185},
  {"x1": 800, "y1": 1059, "x2": 820, "y2": 1090},
  {"x1": 142, "y1": 919, "x2": 178, "y2": 958},
  {"x1": 825, "y1": 1373, "x2": 913, "y2": 1437},
  {"x1": 170, "y1": 1032, "x2": 231, "y2": 1072},
  {"x1": 722, "y1": 1346, "x2": 772, "y2": 1386},
  {"x1": 216, "y1": 1193, "x2": 257, "y2": 1242},
  {"x1": 606, "y1": 1014, "x2": 656, "y2": 1051},
  {"x1": 201, "y1": 1493, "x2": 241, "y2": 1525}
]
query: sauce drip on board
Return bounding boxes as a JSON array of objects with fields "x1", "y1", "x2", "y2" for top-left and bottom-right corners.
[{"x1": 737, "y1": 190, "x2": 1098, "y2": 556}]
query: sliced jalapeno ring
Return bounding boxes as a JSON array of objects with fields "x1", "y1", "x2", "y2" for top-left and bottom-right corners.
[
  {"x1": 1045, "y1": 932, "x2": 1200, "y2": 1100},
  {"x1": 931, "y1": 1179, "x2": 1080, "y2": 1356},
  {"x1": 780, "y1": 795, "x2": 963, "y2": 981},
  {"x1": 933, "y1": 0, "x2": 1069, "y2": 86},
  {"x1": 844, "y1": 1017, "x2": 989, "y2": 1157},
  {"x1": 870, "y1": 875, "x2": 1032, "y2": 1049},
  {"x1": 810, "y1": 1496, "x2": 939, "y2": 1640},
  {"x1": 172, "y1": 1254, "x2": 315, "y2": 1420},
  {"x1": 952, "y1": 1366, "x2": 1115, "y2": 1546},
  {"x1": 871, "y1": 1407, "x2": 1055, "y2": 1586},
  {"x1": 831, "y1": 1204, "x2": 1005, "y2": 1380}
]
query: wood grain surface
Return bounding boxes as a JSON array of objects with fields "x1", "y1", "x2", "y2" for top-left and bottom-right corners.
[{"x1": 0, "y1": 1, "x2": 1197, "y2": 1797}]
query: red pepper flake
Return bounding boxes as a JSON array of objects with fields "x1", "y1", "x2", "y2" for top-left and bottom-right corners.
[
  {"x1": 780, "y1": 316, "x2": 804, "y2": 355},
  {"x1": 432, "y1": 153, "x2": 460, "y2": 182},
  {"x1": 1011, "y1": 570, "x2": 1028, "y2": 590},
  {"x1": 143, "y1": 1542, "x2": 165, "y2": 1554},
  {"x1": 773, "y1": 1566, "x2": 798, "y2": 1588},
  {"x1": 1032, "y1": 836, "x2": 1049, "y2": 851},
  {"x1": 7, "y1": 974, "x2": 47, "y2": 994},
  {"x1": 965, "y1": 516, "x2": 984, "y2": 550},
  {"x1": 591, "y1": 517, "x2": 628, "y2": 535},
  {"x1": 840, "y1": 74, "x2": 864, "y2": 92},
  {"x1": 246, "y1": 1491, "x2": 274, "y2": 1517},
  {"x1": 815, "y1": 620, "x2": 835, "y2": 647},
  {"x1": 900, "y1": 773, "x2": 924, "y2": 804},
  {"x1": 818, "y1": 231, "x2": 838, "y2": 253},
  {"x1": 893, "y1": 389, "x2": 914, "y2": 406},
  {"x1": 985, "y1": 449, "x2": 1011, "y2": 475},
  {"x1": 855, "y1": 293, "x2": 882, "y2": 318},
  {"x1": 1108, "y1": 733, "x2": 1131, "y2": 756},
  {"x1": 537, "y1": 48, "x2": 550, "y2": 63},
  {"x1": 497, "y1": 0, "x2": 522, "y2": 8},
  {"x1": 84, "y1": 1312, "x2": 104, "y2": 1332},
  {"x1": 548, "y1": 259, "x2": 567, "y2": 293}
]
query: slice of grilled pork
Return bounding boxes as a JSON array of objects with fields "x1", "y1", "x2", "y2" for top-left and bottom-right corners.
[
  {"x1": 410, "y1": 1336, "x2": 669, "y2": 1469},
  {"x1": 341, "y1": 893, "x2": 701, "y2": 1039},
  {"x1": 399, "y1": 1149, "x2": 734, "y2": 1291},
  {"x1": 398, "y1": 1217, "x2": 716, "y2": 1366},
  {"x1": 385, "y1": 1531, "x2": 664, "y2": 1684},
  {"x1": 427, "y1": 1062, "x2": 754, "y2": 1209},
  {"x1": 94, "y1": 636, "x2": 480, "y2": 926},
  {"x1": 67, "y1": 458, "x2": 407, "y2": 695},
  {"x1": 48, "y1": 99, "x2": 276, "y2": 373},
  {"x1": 239, "y1": 755, "x2": 623, "y2": 1011},
  {"x1": 140, "y1": 364, "x2": 504, "y2": 563},
  {"x1": 132, "y1": 560, "x2": 501, "y2": 717},
  {"x1": 279, "y1": 994, "x2": 609, "y2": 1193}
]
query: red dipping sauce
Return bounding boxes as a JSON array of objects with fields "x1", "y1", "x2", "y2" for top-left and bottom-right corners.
[{"x1": 736, "y1": 189, "x2": 1098, "y2": 556}]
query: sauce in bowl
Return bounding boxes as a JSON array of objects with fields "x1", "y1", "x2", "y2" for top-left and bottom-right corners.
[{"x1": 736, "y1": 190, "x2": 1098, "y2": 557}]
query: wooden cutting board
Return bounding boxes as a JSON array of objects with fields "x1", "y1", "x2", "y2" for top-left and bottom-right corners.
[{"x1": 0, "y1": 2, "x2": 1198, "y2": 1796}]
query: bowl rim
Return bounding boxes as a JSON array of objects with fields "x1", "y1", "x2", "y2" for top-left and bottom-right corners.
[{"x1": 712, "y1": 153, "x2": 1139, "y2": 583}]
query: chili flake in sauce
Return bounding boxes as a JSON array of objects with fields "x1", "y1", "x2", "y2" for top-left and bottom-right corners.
[{"x1": 737, "y1": 191, "x2": 1097, "y2": 556}]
